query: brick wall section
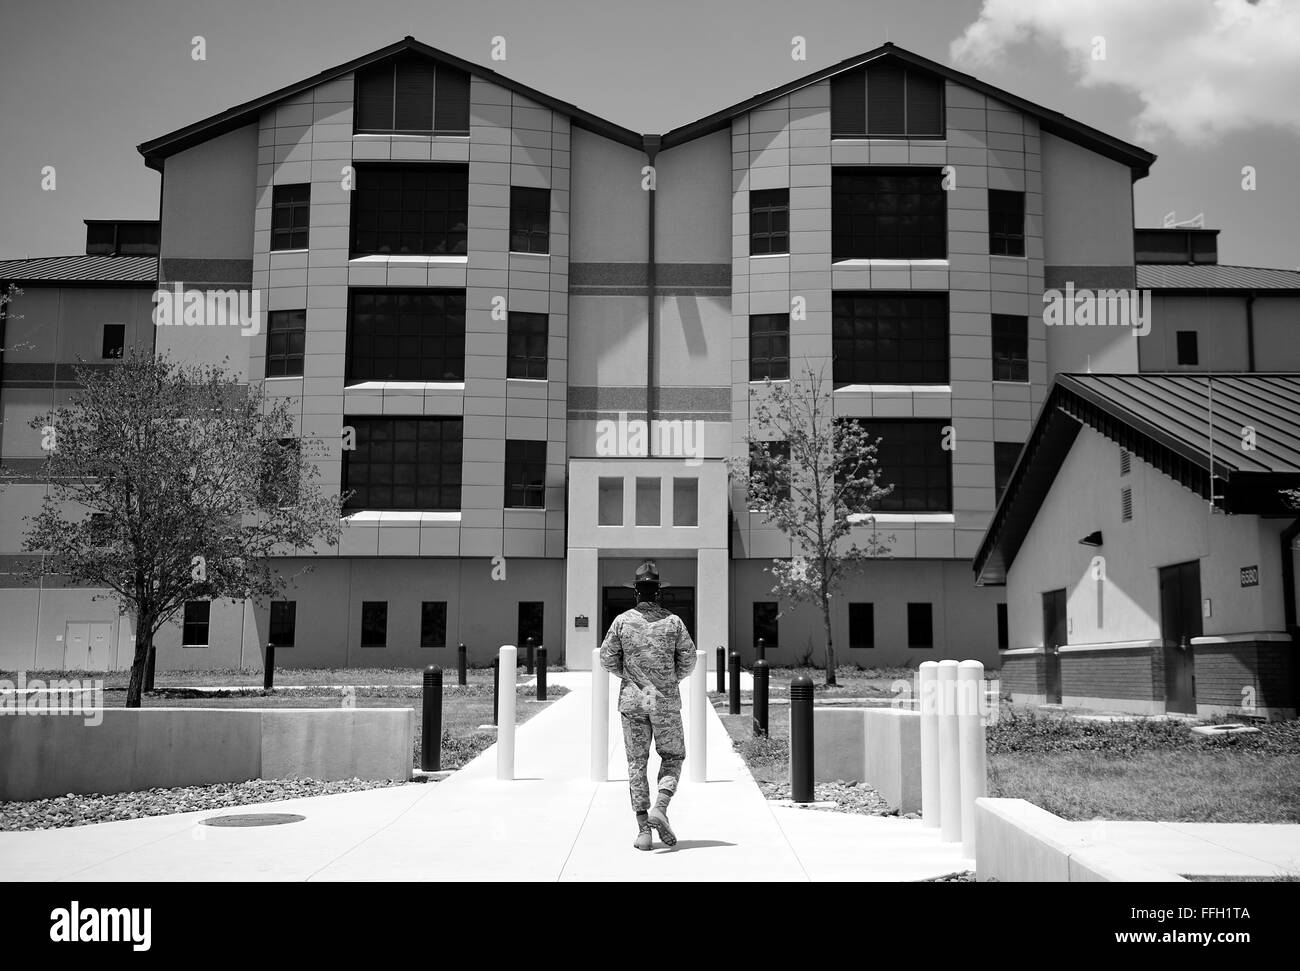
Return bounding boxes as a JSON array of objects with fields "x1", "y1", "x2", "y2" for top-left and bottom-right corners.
[
  {"x1": 1060, "y1": 648, "x2": 1156, "y2": 701},
  {"x1": 998, "y1": 653, "x2": 1044, "y2": 695},
  {"x1": 1195, "y1": 641, "x2": 1296, "y2": 709}
]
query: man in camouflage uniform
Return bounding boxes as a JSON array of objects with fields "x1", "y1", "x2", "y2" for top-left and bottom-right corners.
[{"x1": 600, "y1": 560, "x2": 697, "y2": 850}]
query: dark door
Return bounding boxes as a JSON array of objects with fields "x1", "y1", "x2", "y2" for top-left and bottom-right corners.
[
  {"x1": 601, "y1": 586, "x2": 696, "y2": 642},
  {"x1": 1041, "y1": 589, "x2": 1067, "y2": 704},
  {"x1": 1159, "y1": 561, "x2": 1201, "y2": 714}
]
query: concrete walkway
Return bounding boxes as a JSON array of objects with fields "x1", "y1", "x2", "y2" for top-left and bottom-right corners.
[
  {"x1": 1065, "y1": 821, "x2": 1300, "y2": 879},
  {"x1": 0, "y1": 670, "x2": 969, "y2": 882}
]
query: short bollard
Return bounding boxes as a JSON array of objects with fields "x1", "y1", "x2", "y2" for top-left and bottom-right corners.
[
  {"x1": 752, "y1": 658, "x2": 770, "y2": 737},
  {"x1": 263, "y1": 641, "x2": 276, "y2": 691},
  {"x1": 790, "y1": 674, "x2": 815, "y2": 803},
  {"x1": 493, "y1": 659, "x2": 500, "y2": 726},
  {"x1": 728, "y1": 652, "x2": 741, "y2": 714},
  {"x1": 755, "y1": 637, "x2": 765, "y2": 663},
  {"x1": 957, "y1": 660, "x2": 988, "y2": 858},
  {"x1": 497, "y1": 646, "x2": 517, "y2": 780},
  {"x1": 590, "y1": 648, "x2": 609, "y2": 781},
  {"x1": 937, "y1": 660, "x2": 962, "y2": 843},
  {"x1": 421, "y1": 665, "x2": 443, "y2": 772},
  {"x1": 537, "y1": 646, "x2": 548, "y2": 701},
  {"x1": 525, "y1": 635, "x2": 536, "y2": 675},
  {"x1": 918, "y1": 661, "x2": 940, "y2": 829},
  {"x1": 457, "y1": 642, "x2": 467, "y2": 686},
  {"x1": 715, "y1": 646, "x2": 725, "y2": 694}
]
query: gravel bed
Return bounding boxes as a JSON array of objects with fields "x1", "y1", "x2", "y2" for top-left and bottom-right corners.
[
  {"x1": 0, "y1": 777, "x2": 408, "y2": 831},
  {"x1": 757, "y1": 778, "x2": 894, "y2": 815}
]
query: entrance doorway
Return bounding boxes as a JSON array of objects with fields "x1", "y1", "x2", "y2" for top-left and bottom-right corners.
[
  {"x1": 1041, "y1": 589, "x2": 1066, "y2": 704},
  {"x1": 1158, "y1": 560, "x2": 1201, "y2": 714},
  {"x1": 601, "y1": 586, "x2": 696, "y2": 642},
  {"x1": 64, "y1": 621, "x2": 113, "y2": 671}
]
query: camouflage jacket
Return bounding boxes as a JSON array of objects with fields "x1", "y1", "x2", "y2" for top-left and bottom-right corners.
[{"x1": 599, "y1": 602, "x2": 698, "y2": 713}]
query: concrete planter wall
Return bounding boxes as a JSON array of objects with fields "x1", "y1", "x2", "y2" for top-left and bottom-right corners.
[
  {"x1": 0, "y1": 707, "x2": 413, "y2": 801},
  {"x1": 810, "y1": 706, "x2": 921, "y2": 813}
]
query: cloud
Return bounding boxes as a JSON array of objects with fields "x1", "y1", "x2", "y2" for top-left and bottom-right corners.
[{"x1": 950, "y1": 0, "x2": 1300, "y2": 144}]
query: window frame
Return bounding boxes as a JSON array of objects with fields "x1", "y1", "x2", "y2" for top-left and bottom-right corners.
[
  {"x1": 266, "y1": 309, "x2": 306, "y2": 378},
  {"x1": 849, "y1": 602, "x2": 875, "y2": 649},
  {"x1": 994, "y1": 441, "x2": 1021, "y2": 505},
  {"x1": 342, "y1": 416, "x2": 463, "y2": 512},
  {"x1": 832, "y1": 291, "x2": 949, "y2": 386},
  {"x1": 361, "y1": 601, "x2": 388, "y2": 647},
  {"x1": 509, "y1": 186, "x2": 551, "y2": 255},
  {"x1": 182, "y1": 601, "x2": 210, "y2": 647},
  {"x1": 346, "y1": 288, "x2": 466, "y2": 384},
  {"x1": 271, "y1": 183, "x2": 311, "y2": 251},
  {"x1": 991, "y1": 313, "x2": 1029, "y2": 383},
  {"x1": 504, "y1": 439, "x2": 547, "y2": 509},
  {"x1": 517, "y1": 601, "x2": 544, "y2": 647},
  {"x1": 749, "y1": 313, "x2": 790, "y2": 381},
  {"x1": 907, "y1": 602, "x2": 934, "y2": 649},
  {"x1": 353, "y1": 57, "x2": 471, "y2": 135},
  {"x1": 349, "y1": 163, "x2": 468, "y2": 258},
  {"x1": 832, "y1": 167, "x2": 947, "y2": 261},
  {"x1": 830, "y1": 62, "x2": 946, "y2": 138},
  {"x1": 101, "y1": 323, "x2": 125, "y2": 360},
  {"x1": 749, "y1": 188, "x2": 790, "y2": 256},
  {"x1": 269, "y1": 600, "x2": 297, "y2": 648},
  {"x1": 1176, "y1": 330, "x2": 1199, "y2": 366},
  {"x1": 506, "y1": 311, "x2": 548, "y2": 380},
  {"x1": 420, "y1": 601, "x2": 448, "y2": 648},
  {"x1": 854, "y1": 418, "x2": 952, "y2": 513},
  {"x1": 988, "y1": 189, "x2": 1026, "y2": 258}
]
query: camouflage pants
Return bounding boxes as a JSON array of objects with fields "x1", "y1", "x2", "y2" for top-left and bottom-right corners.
[{"x1": 620, "y1": 709, "x2": 685, "y2": 814}]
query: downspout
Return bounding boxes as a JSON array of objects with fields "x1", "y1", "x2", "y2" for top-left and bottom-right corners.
[
  {"x1": 1245, "y1": 293, "x2": 1256, "y2": 372},
  {"x1": 643, "y1": 135, "x2": 661, "y2": 447}
]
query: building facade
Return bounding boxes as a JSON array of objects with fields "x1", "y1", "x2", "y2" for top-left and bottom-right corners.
[{"x1": 9, "y1": 37, "x2": 1249, "y2": 677}]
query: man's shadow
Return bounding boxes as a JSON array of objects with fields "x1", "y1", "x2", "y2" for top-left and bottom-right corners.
[{"x1": 654, "y1": 839, "x2": 736, "y2": 852}]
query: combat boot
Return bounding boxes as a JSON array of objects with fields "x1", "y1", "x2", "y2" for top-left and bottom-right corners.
[
  {"x1": 633, "y1": 818, "x2": 653, "y2": 851},
  {"x1": 647, "y1": 806, "x2": 676, "y2": 846}
]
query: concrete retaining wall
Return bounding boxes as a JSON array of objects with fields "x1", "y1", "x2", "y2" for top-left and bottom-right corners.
[
  {"x1": 974, "y1": 798, "x2": 1187, "y2": 882},
  {"x1": 811, "y1": 707, "x2": 920, "y2": 812},
  {"x1": 0, "y1": 707, "x2": 413, "y2": 801}
]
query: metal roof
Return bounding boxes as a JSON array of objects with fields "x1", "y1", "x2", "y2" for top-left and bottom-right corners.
[
  {"x1": 1137, "y1": 264, "x2": 1300, "y2": 291},
  {"x1": 0, "y1": 255, "x2": 157, "y2": 285},
  {"x1": 974, "y1": 373, "x2": 1300, "y2": 585}
]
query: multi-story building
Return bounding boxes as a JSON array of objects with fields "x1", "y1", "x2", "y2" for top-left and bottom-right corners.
[{"x1": 7, "y1": 36, "x2": 1238, "y2": 675}]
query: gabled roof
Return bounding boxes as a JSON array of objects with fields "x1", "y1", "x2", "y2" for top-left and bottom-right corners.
[
  {"x1": 138, "y1": 37, "x2": 1155, "y2": 179},
  {"x1": 137, "y1": 36, "x2": 644, "y2": 168},
  {"x1": 659, "y1": 42, "x2": 1156, "y2": 178},
  {"x1": 0, "y1": 255, "x2": 158, "y2": 285},
  {"x1": 974, "y1": 373, "x2": 1300, "y2": 585},
  {"x1": 1137, "y1": 264, "x2": 1300, "y2": 292}
]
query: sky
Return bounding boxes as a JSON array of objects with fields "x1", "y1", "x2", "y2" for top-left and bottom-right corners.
[{"x1": 1, "y1": 0, "x2": 1297, "y2": 268}]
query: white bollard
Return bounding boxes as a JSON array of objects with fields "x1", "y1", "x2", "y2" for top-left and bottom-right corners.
[
  {"x1": 590, "y1": 648, "x2": 608, "y2": 782},
  {"x1": 686, "y1": 650, "x2": 707, "y2": 783},
  {"x1": 937, "y1": 659, "x2": 962, "y2": 843},
  {"x1": 918, "y1": 661, "x2": 940, "y2": 829},
  {"x1": 958, "y1": 660, "x2": 987, "y2": 858},
  {"x1": 496, "y1": 646, "x2": 517, "y2": 780}
]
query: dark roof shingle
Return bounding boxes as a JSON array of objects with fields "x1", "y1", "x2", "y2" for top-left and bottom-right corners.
[
  {"x1": 0, "y1": 255, "x2": 157, "y2": 284},
  {"x1": 1137, "y1": 264, "x2": 1300, "y2": 290}
]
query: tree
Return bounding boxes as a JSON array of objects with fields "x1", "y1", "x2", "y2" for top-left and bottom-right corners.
[
  {"x1": 3, "y1": 352, "x2": 345, "y2": 706},
  {"x1": 729, "y1": 365, "x2": 893, "y2": 686}
]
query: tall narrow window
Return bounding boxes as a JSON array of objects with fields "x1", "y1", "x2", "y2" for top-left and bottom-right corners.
[
  {"x1": 991, "y1": 314, "x2": 1028, "y2": 382},
  {"x1": 849, "y1": 602, "x2": 874, "y2": 649},
  {"x1": 505, "y1": 440, "x2": 547, "y2": 509},
  {"x1": 753, "y1": 602, "x2": 779, "y2": 648},
  {"x1": 271, "y1": 184, "x2": 310, "y2": 251},
  {"x1": 749, "y1": 189, "x2": 789, "y2": 255},
  {"x1": 672, "y1": 477, "x2": 698, "y2": 527},
  {"x1": 507, "y1": 312, "x2": 548, "y2": 379},
  {"x1": 832, "y1": 168, "x2": 946, "y2": 260},
  {"x1": 510, "y1": 187, "x2": 551, "y2": 254},
  {"x1": 598, "y1": 477, "x2": 624, "y2": 526},
  {"x1": 989, "y1": 190, "x2": 1025, "y2": 257},
  {"x1": 270, "y1": 601, "x2": 296, "y2": 648},
  {"x1": 361, "y1": 601, "x2": 388, "y2": 647},
  {"x1": 420, "y1": 602, "x2": 447, "y2": 648},
  {"x1": 635, "y1": 477, "x2": 661, "y2": 526},
  {"x1": 1176, "y1": 331, "x2": 1199, "y2": 366},
  {"x1": 997, "y1": 603, "x2": 1009, "y2": 650},
  {"x1": 182, "y1": 601, "x2": 210, "y2": 647},
  {"x1": 908, "y1": 602, "x2": 933, "y2": 648},
  {"x1": 101, "y1": 324, "x2": 125, "y2": 360},
  {"x1": 266, "y1": 309, "x2": 306, "y2": 378},
  {"x1": 749, "y1": 314, "x2": 790, "y2": 381}
]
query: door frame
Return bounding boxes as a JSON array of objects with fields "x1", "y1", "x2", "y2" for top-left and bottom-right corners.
[{"x1": 1158, "y1": 560, "x2": 1201, "y2": 714}]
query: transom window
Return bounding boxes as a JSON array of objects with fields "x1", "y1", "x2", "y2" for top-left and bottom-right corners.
[
  {"x1": 749, "y1": 189, "x2": 789, "y2": 255},
  {"x1": 505, "y1": 439, "x2": 547, "y2": 509},
  {"x1": 343, "y1": 416, "x2": 463, "y2": 511},
  {"x1": 354, "y1": 56, "x2": 470, "y2": 134},
  {"x1": 832, "y1": 292, "x2": 948, "y2": 385},
  {"x1": 510, "y1": 187, "x2": 551, "y2": 254},
  {"x1": 992, "y1": 313, "x2": 1028, "y2": 382},
  {"x1": 507, "y1": 312, "x2": 548, "y2": 380},
  {"x1": 989, "y1": 190, "x2": 1025, "y2": 257},
  {"x1": 271, "y1": 184, "x2": 310, "y2": 251},
  {"x1": 346, "y1": 289, "x2": 465, "y2": 384},
  {"x1": 830, "y1": 61, "x2": 945, "y2": 137},
  {"x1": 351, "y1": 164, "x2": 468, "y2": 257},
  {"x1": 749, "y1": 314, "x2": 790, "y2": 381},
  {"x1": 832, "y1": 167, "x2": 946, "y2": 260},
  {"x1": 266, "y1": 309, "x2": 306, "y2": 378},
  {"x1": 854, "y1": 418, "x2": 952, "y2": 512}
]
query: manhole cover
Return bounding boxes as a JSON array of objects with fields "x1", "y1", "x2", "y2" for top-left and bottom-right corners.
[{"x1": 200, "y1": 813, "x2": 306, "y2": 828}]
